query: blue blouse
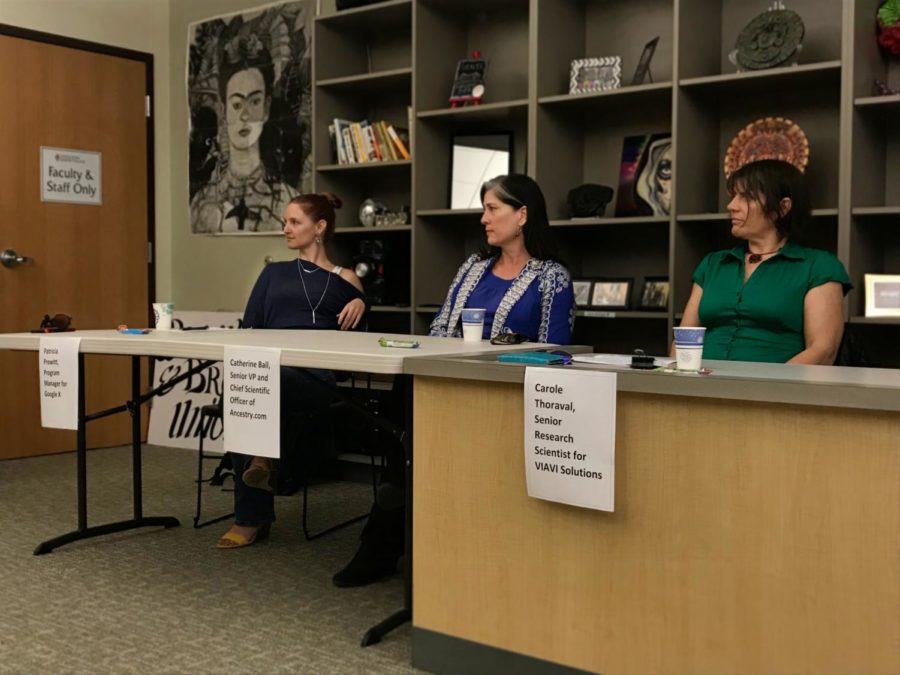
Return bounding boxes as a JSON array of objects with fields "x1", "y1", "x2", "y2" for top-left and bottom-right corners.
[{"x1": 430, "y1": 255, "x2": 575, "y2": 344}]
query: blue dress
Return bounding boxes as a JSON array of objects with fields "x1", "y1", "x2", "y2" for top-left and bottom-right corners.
[
  {"x1": 232, "y1": 260, "x2": 365, "y2": 527},
  {"x1": 429, "y1": 255, "x2": 575, "y2": 344}
]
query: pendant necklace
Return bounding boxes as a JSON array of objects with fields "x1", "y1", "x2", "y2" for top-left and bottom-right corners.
[
  {"x1": 747, "y1": 242, "x2": 784, "y2": 264},
  {"x1": 297, "y1": 259, "x2": 330, "y2": 324}
]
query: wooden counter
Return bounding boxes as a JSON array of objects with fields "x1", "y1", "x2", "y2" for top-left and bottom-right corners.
[{"x1": 409, "y1": 359, "x2": 900, "y2": 674}]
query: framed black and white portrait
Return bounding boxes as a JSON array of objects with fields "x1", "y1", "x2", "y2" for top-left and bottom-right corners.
[
  {"x1": 188, "y1": 1, "x2": 315, "y2": 234},
  {"x1": 639, "y1": 277, "x2": 670, "y2": 310}
]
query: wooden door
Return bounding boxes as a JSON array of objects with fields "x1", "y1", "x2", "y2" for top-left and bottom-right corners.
[{"x1": 0, "y1": 29, "x2": 152, "y2": 459}]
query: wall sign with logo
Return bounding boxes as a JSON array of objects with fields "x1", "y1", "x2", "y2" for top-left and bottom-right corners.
[{"x1": 40, "y1": 146, "x2": 102, "y2": 205}]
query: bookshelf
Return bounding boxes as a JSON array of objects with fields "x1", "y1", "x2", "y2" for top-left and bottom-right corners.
[
  {"x1": 313, "y1": 0, "x2": 414, "y2": 332},
  {"x1": 314, "y1": 0, "x2": 900, "y2": 366}
]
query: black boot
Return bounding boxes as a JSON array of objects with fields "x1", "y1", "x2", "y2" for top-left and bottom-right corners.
[{"x1": 332, "y1": 542, "x2": 398, "y2": 587}]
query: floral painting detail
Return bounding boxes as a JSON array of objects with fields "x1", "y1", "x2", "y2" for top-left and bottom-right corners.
[{"x1": 878, "y1": 0, "x2": 900, "y2": 55}]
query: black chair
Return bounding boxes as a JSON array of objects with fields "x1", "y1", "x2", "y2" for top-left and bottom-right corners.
[
  {"x1": 192, "y1": 401, "x2": 234, "y2": 529},
  {"x1": 193, "y1": 380, "x2": 385, "y2": 540}
]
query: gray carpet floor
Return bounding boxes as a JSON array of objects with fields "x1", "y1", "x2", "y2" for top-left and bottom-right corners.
[{"x1": 0, "y1": 445, "x2": 421, "y2": 674}]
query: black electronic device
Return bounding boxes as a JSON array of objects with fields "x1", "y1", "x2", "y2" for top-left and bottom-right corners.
[{"x1": 353, "y1": 240, "x2": 387, "y2": 305}]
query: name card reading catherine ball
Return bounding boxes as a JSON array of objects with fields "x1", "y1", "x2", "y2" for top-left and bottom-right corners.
[
  {"x1": 223, "y1": 347, "x2": 280, "y2": 459},
  {"x1": 524, "y1": 367, "x2": 616, "y2": 512},
  {"x1": 39, "y1": 336, "x2": 81, "y2": 429}
]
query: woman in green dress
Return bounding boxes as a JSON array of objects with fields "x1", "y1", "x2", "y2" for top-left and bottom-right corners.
[{"x1": 677, "y1": 160, "x2": 850, "y2": 364}]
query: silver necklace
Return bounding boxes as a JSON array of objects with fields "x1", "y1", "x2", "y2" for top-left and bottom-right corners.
[{"x1": 296, "y1": 259, "x2": 330, "y2": 324}]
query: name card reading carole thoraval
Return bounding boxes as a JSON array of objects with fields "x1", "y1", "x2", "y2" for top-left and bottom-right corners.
[
  {"x1": 39, "y1": 336, "x2": 81, "y2": 429},
  {"x1": 524, "y1": 367, "x2": 616, "y2": 512},
  {"x1": 223, "y1": 347, "x2": 280, "y2": 459}
]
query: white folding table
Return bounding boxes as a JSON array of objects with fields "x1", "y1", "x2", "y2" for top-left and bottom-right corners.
[{"x1": 0, "y1": 328, "x2": 546, "y2": 644}]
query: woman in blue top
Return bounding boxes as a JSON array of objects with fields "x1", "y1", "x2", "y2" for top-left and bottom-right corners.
[
  {"x1": 429, "y1": 174, "x2": 575, "y2": 344},
  {"x1": 676, "y1": 160, "x2": 850, "y2": 364},
  {"x1": 217, "y1": 192, "x2": 367, "y2": 549},
  {"x1": 330, "y1": 175, "x2": 574, "y2": 588}
]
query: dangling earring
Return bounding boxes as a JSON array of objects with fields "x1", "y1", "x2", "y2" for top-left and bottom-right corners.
[
  {"x1": 315, "y1": 235, "x2": 321, "y2": 244},
  {"x1": 516, "y1": 228, "x2": 522, "y2": 238}
]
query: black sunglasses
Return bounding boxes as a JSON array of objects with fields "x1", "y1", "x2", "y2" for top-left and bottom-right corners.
[
  {"x1": 490, "y1": 331, "x2": 529, "y2": 345},
  {"x1": 38, "y1": 313, "x2": 73, "y2": 332}
]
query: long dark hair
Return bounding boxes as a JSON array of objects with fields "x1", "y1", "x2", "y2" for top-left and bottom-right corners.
[
  {"x1": 478, "y1": 174, "x2": 563, "y2": 263},
  {"x1": 726, "y1": 160, "x2": 811, "y2": 239}
]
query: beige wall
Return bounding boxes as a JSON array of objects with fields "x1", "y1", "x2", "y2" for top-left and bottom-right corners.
[
  {"x1": 0, "y1": 0, "x2": 174, "y2": 301},
  {"x1": 168, "y1": 0, "x2": 314, "y2": 311}
]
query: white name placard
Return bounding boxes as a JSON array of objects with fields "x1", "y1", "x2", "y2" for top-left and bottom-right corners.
[
  {"x1": 223, "y1": 347, "x2": 280, "y2": 458},
  {"x1": 524, "y1": 367, "x2": 616, "y2": 512},
  {"x1": 39, "y1": 336, "x2": 81, "y2": 429},
  {"x1": 40, "y1": 146, "x2": 102, "y2": 205}
]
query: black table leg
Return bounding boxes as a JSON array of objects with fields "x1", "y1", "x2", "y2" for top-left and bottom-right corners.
[
  {"x1": 34, "y1": 354, "x2": 179, "y2": 555},
  {"x1": 362, "y1": 374, "x2": 413, "y2": 646}
]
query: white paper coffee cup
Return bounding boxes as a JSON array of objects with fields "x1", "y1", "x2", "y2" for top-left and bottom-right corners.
[
  {"x1": 460, "y1": 308, "x2": 485, "y2": 343},
  {"x1": 152, "y1": 302, "x2": 174, "y2": 330},
  {"x1": 675, "y1": 345, "x2": 703, "y2": 372}
]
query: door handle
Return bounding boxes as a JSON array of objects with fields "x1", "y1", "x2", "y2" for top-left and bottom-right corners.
[{"x1": 0, "y1": 249, "x2": 33, "y2": 268}]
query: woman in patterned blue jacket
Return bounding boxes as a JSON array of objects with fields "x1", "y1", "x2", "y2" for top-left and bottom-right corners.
[
  {"x1": 333, "y1": 175, "x2": 575, "y2": 588},
  {"x1": 429, "y1": 174, "x2": 575, "y2": 344}
]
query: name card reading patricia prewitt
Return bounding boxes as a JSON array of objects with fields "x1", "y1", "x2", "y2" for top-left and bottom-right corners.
[
  {"x1": 524, "y1": 367, "x2": 616, "y2": 512},
  {"x1": 223, "y1": 347, "x2": 280, "y2": 459},
  {"x1": 39, "y1": 336, "x2": 81, "y2": 430}
]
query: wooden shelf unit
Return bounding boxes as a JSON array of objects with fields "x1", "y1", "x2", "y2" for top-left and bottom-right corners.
[{"x1": 312, "y1": 0, "x2": 900, "y2": 364}]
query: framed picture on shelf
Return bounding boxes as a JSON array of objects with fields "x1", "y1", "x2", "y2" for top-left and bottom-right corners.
[
  {"x1": 639, "y1": 277, "x2": 670, "y2": 310},
  {"x1": 630, "y1": 36, "x2": 659, "y2": 85},
  {"x1": 449, "y1": 132, "x2": 512, "y2": 209},
  {"x1": 569, "y1": 57, "x2": 621, "y2": 95},
  {"x1": 864, "y1": 274, "x2": 900, "y2": 317},
  {"x1": 573, "y1": 280, "x2": 592, "y2": 308},
  {"x1": 590, "y1": 279, "x2": 632, "y2": 310}
]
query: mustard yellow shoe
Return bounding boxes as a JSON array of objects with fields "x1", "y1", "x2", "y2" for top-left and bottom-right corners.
[{"x1": 216, "y1": 524, "x2": 270, "y2": 549}]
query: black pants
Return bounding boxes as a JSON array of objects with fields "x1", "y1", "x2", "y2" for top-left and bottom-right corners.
[
  {"x1": 229, "y1": 366, "x2": 336, "y2": 526},
  {"x1": 358, "y1": 377, "x2": 407, "y2": 557}
]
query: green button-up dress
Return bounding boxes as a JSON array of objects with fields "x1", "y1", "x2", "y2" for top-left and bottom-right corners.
[{"x1": 692, "y1": 241, "x2": 851, "y2": 363}]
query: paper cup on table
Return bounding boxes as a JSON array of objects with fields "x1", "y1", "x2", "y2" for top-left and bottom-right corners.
[
  {"x1": 152, "y1": 302, "x2": 174, "y2": 330},
  {"x1": 673, "y1": 326, "x2": 706, "y2": 371},
  {"x1": 460, "y1": 308, "x2": 486, "y2": 343}
]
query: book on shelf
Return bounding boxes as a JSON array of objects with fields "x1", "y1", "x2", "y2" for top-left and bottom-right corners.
[
  {"x1": 350, "y1": 122, "x2": 369, "y2": 163},
  {"x1": 363, "y1": 122, "x2": 381, "y2": 161},
  {"x1": 332, "y1": 118, "x2": 355, "y2": 164},
  {"x1": 328, "y1": 118, "x2": 410, "y2": 165},
  {"x1": 386, "y1": 124, "x2": 410, "y2": 160}
]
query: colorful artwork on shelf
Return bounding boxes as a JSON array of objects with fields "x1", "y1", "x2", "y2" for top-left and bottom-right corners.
[
  {"x1": 614, "y1": 133, "x2": 672, "y2": 217},
  {"x1": 724, "y1": 117, "x2": 809, "y2": 178}
]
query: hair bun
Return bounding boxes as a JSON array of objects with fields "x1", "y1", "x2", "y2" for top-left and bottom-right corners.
[{"x1": 322, "y1": 192, "x2": 342, "y2": 210}]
